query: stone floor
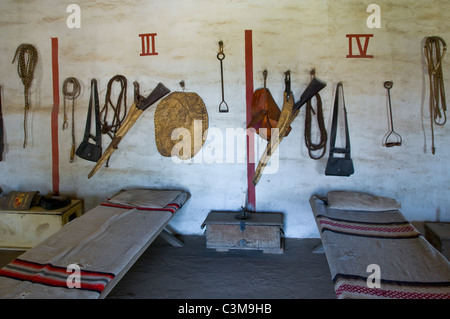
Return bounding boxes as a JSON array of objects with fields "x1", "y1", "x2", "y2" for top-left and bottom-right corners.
[
  {"x1": 0, "y1": 235, "x2": 336, "y2": 299},
  {"x1": 106, "y1": 235, "x2": 336, "y2": 299}
]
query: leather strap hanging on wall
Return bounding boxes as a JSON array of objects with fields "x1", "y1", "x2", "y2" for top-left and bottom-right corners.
[
  {"x1": 75, "y1": 79, "x2": 102, "y2": 162},
  {"x1": 424, "y1": 36, "x2": 447, "y2": 154},
  {"x1": 62, "y1": 77, "x2": 81, "y2": 163},
  {"x1": 304, "y1": 70, "x2": 327, "y2": 159},
  {"x1": 325, "y1": 82, "x2": 354, "y2": 177},
  {"x1": 100, "y1": 75, "x2": 128, "y2": 167},
  {"x1": 12, "y1": 43, "x2": 38, "y2": 148},
  {"x1": 304, "y1": 93, "x2": 327, "y2": 159}
]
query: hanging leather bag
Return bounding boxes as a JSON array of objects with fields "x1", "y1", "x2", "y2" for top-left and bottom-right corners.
[
  {"x1": 325, "y1": 82, "x2": 354, "y2": 176},
  {"x1": 76, "y1": 79, "x2": 102, "y2": 162}
]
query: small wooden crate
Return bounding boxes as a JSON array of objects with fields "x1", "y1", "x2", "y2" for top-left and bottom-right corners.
[
  {"x1": 424, "y1": 222, "x2": 450, "y2": 260},
  {"x1": 201, "y1": 211, "x2": 284, "y2": 254},
  {"x1": 0, "y1": 200, "x2": 83, "y2": 249}
]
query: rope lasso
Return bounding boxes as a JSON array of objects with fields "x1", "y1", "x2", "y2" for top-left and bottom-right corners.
[
  {"x1": 62, "y1": 77, "x2": 81, "y2": 162},
  {"x1": 100, "y1": 75, "x2": 128, "y2": 167},
  {"x1": 12, "y1": 43, "x2": 38, "y2": 148},
  {"x1": 424, "y1": 36, "x2": 447, "y2": 154}
]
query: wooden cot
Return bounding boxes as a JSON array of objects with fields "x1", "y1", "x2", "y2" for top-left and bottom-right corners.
[
  {"x1": 310, "y1": 190, "x2": 450, "y2": 299},
  {"x1": 0, "y1": 188, "x2": 189, "y2": 299}
]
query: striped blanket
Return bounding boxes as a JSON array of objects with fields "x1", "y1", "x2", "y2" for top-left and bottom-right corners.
[
  {"x1": 0, "y1": 259, "x2": 114, "y2": 294},
  {"x1": 0, "y1": 188, "x2": 189, "y2": 298},
  {"x1": 310, "y1": 194, "x2": 450, "y2": 299},
  {"x1": 316, "y1": 215, "x2": 420, "y2": 239},
  {"x1": 101, "y1": 201, "x2": 181, "y2": 214}
]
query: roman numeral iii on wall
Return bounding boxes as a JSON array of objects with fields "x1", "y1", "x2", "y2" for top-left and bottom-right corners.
[{"x1": 139, "y1": 33, "x2": 158, "y2": 56}]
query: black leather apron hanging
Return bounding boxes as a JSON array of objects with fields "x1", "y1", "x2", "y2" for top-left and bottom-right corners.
[
  {"x1": 75, "y1": 79, "x2": 102, "y2": 162},
  {"x1": 325, "y1": 82, "x2": 354, "y2": 177}
]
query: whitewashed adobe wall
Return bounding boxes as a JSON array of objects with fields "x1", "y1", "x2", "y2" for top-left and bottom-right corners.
[{"x1": 0, "y1": 0, "x2": 449, "y2": 238}]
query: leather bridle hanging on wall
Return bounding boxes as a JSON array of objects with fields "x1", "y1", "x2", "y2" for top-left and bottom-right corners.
[{"x1": 100, "y1": 75, "x2": 128, "y2": 167}]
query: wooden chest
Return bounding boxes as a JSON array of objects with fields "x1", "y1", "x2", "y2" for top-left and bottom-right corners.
[
  {"x1": 201, "y1": 211, "x2": 284, "y2": 254},
  {"x1": 0, "y1": 200, "x2": 83, "y2": 249},
  {"x1": 424, "y1": 222, "x2": 450, "y2": 260}
]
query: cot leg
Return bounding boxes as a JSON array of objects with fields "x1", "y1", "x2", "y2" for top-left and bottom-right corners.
[
  {"x1": 312, "y1": 244, "x2": 324, "y2": 254},
  {"x1": 160, "y1": 228, "x2": 184, "y2": 247}
]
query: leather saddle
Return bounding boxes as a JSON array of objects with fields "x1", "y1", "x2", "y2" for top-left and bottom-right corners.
[{"x1": 247, "y1": 71, "x2": 291, "y2": 140}]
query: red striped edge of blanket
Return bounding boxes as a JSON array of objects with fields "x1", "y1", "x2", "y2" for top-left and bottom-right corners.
[
  {"x1": 335, "y1": 283, "x2": 450, "y2": 299},
  {"x1": 0, "y1": 259, "x2": 115, "y2": 294},
  {"x1": 334, "y1": 274, "x2": 450, "y2": 299},
  {"x1": 100, "y1": 202, "x2": 181, "y2": 214},
  {"x1": 317, "y1": 215, "x2": 419, "y2": 239}
]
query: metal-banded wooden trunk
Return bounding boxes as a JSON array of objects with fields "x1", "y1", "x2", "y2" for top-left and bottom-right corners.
[
  {"x1": 0, "y1": 200, "x2": 83, "y2": 249},
  {"x1": 202, "y1": 211, "x2": 284, "y2": 254},
  {"x1": 424, "y1": 222, "x2": 450, "y2": 260}
]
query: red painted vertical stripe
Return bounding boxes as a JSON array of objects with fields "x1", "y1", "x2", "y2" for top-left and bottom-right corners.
[
  {"x1": 51, "y1": 38, "x2": 60, "y2": 195},
  {"x1": 245, "y1": 30, "x2": 255, "y2": 211}
]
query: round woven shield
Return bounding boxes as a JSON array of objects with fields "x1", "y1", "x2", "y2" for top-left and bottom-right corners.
[{"x1": 154, "y1": 92, "x2": 208, "y2": 159}]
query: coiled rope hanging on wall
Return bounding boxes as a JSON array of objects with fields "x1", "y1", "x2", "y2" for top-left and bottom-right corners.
[
  {"x1": 12, "y1": 43, "x2": 38, "y2": 149},
  {"x1": 424, "y1": 36, "x2": 447, "y2": 154},
  {"x1": 62, "y1": 77, "x2": 81, "y2": 163}
]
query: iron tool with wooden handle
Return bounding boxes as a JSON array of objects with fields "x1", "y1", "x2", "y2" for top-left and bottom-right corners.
[{"x1": 88, "y1": 82, "x2": 170, "y2": 178}]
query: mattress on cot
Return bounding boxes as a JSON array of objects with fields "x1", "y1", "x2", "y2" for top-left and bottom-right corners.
[
  {"x1": 309, "y1": 191, "x2": 450, "y2": 299},
  {"x1": 0, "y1": 188, "x2": 189, "y2": 299}
]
